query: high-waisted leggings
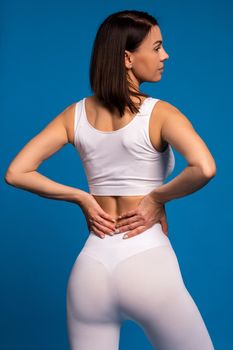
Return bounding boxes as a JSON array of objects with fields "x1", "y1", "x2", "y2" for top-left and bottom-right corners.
[{"x1": 66, "y1": 222, "x2": 215, "y2": 350}]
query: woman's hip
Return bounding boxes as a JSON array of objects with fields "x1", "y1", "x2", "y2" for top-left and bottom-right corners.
[{"x1": 78, "y1": 222, "x2": 172, "y2": 273}]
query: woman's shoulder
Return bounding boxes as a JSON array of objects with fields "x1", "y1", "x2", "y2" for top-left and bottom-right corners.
[
  {"x1": 152, "y1": 97, "x2": 178, "y2": 109},
  {"x1": 150, "y1": 97, "x2": 194, "y2": 146},
  {"x1": 152, "y1": 98, "x2": 190, "y2": 125},
  {"x1": 59, "y1": 101, "x2": 80, "y2": 146}
]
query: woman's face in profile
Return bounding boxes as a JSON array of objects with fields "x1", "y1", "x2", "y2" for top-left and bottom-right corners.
[{"x1": 125, "y1": 25, "x2": 169, "y2": 85}]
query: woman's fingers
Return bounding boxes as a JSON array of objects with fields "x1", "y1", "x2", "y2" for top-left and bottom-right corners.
[
  {"x1": 122, "y1": 225, "x2": 147, "y2": 239},
  {"x1": 91, "y1": 226, "x2": 106, "y2": 239},
  {"x1": 96, "y1": 215, "x2": 116, "y2": 231},
  {"x1": 97, "y1": 221, "x2": 115, "y2": 231},
  {"x1": 116, "y1": 214, "x2": 143, "y2": 228},
  {"x1": 89, "y1": 211, "x2": 115, "y2": 229},
  {"x1": 91, "y1": 218, "x2": 115, "y2": 236},
  {"x1": 118, "y1": 209, "x2": 137, "y2": 220},
  {"x1": 114, "y1": 216, "x2": 144, "y2": 234},
  {"x1": 160, "y1": 215, "x2": 169, "y2": 235},
  {"x1": 100, "y1": 210, "x2": 116, "y2": 224}
]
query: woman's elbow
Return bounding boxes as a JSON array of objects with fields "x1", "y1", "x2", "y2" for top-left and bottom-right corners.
[
  {"x1": 4, "y1": 169, "x2": 18, "y2": 185},
  {"x1": 202, "y1": 160, "x2": 217, "y2": 178}
]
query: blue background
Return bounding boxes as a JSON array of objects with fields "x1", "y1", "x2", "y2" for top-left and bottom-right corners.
[{"x1": 1, "y1": 0, "x2": 232, "y2": 349}]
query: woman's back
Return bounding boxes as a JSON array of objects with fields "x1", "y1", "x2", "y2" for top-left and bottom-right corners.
[{"x1": 66, "y1": 94, "x2": 172, "y2": 221}]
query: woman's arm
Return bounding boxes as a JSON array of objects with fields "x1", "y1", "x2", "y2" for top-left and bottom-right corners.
[
  {"x1": 4, "y1": 103, "x2": 86, "y2": 205},
  {"x1": 149, "y1": 100, "x2": 216, "y2": 204}
]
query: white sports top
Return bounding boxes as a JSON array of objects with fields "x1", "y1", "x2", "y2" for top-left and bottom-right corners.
[{"x1": 74, "y1": 96, "x2": 175, "y2": 195}]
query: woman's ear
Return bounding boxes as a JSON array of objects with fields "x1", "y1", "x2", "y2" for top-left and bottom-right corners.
[{"x1": 125, "y1": 50, "x2": 133, "y2": 69}]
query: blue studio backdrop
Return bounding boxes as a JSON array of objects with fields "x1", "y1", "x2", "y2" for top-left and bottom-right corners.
[{"x1": 1, "y1": 1, "x2": 232, "y2": 349}]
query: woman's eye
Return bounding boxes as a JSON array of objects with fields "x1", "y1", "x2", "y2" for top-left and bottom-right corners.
[{"x1": 154, "y1": 46, "x2": 161, "y2": 52}]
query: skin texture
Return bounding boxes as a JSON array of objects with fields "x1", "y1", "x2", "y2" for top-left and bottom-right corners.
[{"x1": 5, "y1": 25, "x2": 216, "y2": 240}]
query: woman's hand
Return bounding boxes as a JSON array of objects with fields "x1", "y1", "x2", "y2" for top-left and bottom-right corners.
[
  {"x1": 79, "y1": 192, "x2": 116, "y2": 239},
  {"x1": 115, "y1": 194, "x2": 168, "y2": 239}
]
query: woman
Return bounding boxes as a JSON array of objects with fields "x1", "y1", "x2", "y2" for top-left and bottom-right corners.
[{"x1": 5, "y1": 10, "x2": 216, "y2": 350}]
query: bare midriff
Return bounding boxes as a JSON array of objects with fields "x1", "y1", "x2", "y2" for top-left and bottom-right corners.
[{"x1": 92, "y1": 194, "x2": 145, "y2": 222}]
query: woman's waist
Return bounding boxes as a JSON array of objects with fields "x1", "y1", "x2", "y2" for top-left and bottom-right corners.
[
  {"x1": 81, "y1": 222, "x2": 171, "y2": 254},
  {"x1": 92, "y1": 194, "x2": 146, "y2": 220}
]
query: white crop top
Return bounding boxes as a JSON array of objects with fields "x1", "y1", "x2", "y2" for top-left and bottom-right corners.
[{"x1": 74, "y1": 96, "x2": 175, "y2": 195}]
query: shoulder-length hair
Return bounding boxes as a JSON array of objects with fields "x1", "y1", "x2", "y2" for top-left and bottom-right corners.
[{"x1": 89, "y1": 10, "x2": 159, "y2": 117}]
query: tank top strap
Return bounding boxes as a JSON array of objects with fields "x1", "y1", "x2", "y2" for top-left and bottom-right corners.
[
  {"x1": 139, "y1": 97, "x2": 160, "y2": 117},
  {"x1": 74, "y1": 100, "x2": 84, "y2": 147}
]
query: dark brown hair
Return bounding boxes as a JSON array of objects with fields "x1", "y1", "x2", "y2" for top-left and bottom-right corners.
[{"x1": 89, "y1": 10, "x2": 159, "y2": 117}]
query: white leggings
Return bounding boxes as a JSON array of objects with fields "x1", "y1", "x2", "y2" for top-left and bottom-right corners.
[{"x1": 66, "y1": 223, "x2": 215, "y2": 349}]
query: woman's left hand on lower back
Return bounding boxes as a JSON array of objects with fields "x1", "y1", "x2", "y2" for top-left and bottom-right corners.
[{"x1": 115, "y1": 194, "x2": 168, "y2": 239}]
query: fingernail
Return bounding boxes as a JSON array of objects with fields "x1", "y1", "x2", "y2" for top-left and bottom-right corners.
[
  {"x1": 109, "y1": 232, "x2": 114, "y2": 236},
  {"x1": 115, "y1": 229, "x2": 120, "y2": 233},
  {"x1": 101, "y1": 234, "x2": 105, "y2": 239},
  {"x1": 123, "y1": 234, "x2": 128, "y2": 239}
]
